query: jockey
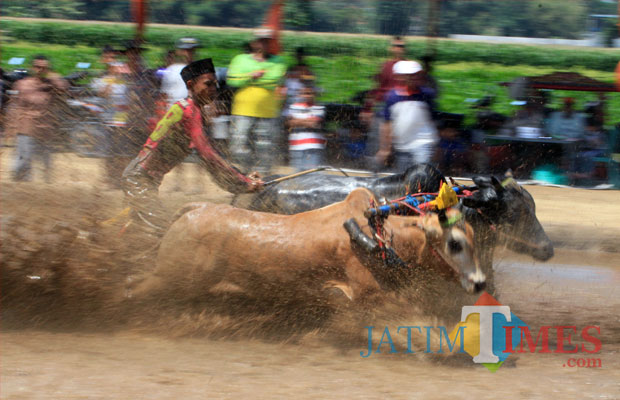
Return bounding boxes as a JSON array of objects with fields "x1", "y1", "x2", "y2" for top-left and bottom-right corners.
[{"x1": 121, "y1": 58, "x2": 263, "y2": 232}]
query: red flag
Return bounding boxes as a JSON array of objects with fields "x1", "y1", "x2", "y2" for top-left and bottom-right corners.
[
  {"x1": 263, "y1": 0, "x2": 284, "y2": 55},
  {"x1": 132, "y1": 0, "x2": 147, "y2": 40}
]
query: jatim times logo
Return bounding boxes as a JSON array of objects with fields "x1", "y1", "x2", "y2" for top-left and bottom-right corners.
[{"x1": 361, "y1": 293, "x2": 602, "y2": 372}]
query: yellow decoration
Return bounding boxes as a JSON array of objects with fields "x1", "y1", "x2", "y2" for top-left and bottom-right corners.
[{"x1": 429, "y1": 182, "x2": 458, "y2": 210}]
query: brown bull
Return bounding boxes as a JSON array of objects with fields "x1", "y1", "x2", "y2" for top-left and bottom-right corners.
[{"x1": 131, "y1": 188, "x2": 485, "y2": 308}]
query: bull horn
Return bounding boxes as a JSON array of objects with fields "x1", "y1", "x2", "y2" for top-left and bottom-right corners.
[{"x1": 343, "y1": 218, "x2": 379, "y2": 254}]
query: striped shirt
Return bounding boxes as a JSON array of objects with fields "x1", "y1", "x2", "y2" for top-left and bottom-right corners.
[{"x1": 288, "y1": 103, "x2": 326, "y2": 151}]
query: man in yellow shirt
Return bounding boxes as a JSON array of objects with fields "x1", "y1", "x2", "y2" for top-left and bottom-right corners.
[{"x1": 227, "y1": 28, "x2": 287, "y2": 175}]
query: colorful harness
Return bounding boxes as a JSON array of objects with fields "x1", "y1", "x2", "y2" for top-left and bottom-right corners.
[{"x1": 365, "y1": 182, "x2": 469, "y2": 270}]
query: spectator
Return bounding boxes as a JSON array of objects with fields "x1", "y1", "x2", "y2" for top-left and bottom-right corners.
[
  {"x1": 287, "y1": 84, "x2": 326, "y2": 171},
  {"x1": 95, "y1": 45, "x2": 119, "y2": 78},
  {"x1": 283, "y1": 47, "x2": 314, "y2": 117},
  {"x1": 547, "y1": 97, "x2": 585, "y2": 140},
  {"x1": 121, "y1": 40, "x2": 159, "y2": 158},
  {"x1": 505, "y1": 99, "x2": 545, "y2": 138},
  {"x1": 371, "y1": 36, "x2": 406, "y2": 107},
  {"x1": 360, "y1": 36, "x2": 407, "y2": 157},
  {"x1": 161, "y1": 38, "x2": 201, "y2": 106},
  {"x1": 434, "y1": 113, "x2": 467, "y2": 175},
  {"x1": 91, "y1": 61, "x2": 129, "y2": 188},
  {"x1": 227, "y1": 28, "x2": 287, "y2": 175},
  {"x1": 376, "y1": 60, "x2": 438, "y2": 172},
  {"x1": 5, "y1": 55, "x2": 67, "y2": 183},
  {"x1": 571, "y1": 118, "x2": 608, "y2": 183}
]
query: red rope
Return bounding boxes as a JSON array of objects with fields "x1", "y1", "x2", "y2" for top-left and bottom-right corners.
[{"x1": 396, "y1": 201, "x2": 424, "y2": 215}]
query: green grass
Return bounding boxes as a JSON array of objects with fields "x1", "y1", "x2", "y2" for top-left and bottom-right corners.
[
  {"x1": 3, "y1": 18, "x2": 620, "y2": 70},
  {"x1": 3, "y1": 41, "x2": 619, "y2": 125}
]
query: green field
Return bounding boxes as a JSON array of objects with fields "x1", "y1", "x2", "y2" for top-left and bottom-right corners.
[{"x1": 2, "y1": 18, "x2": 620, "y2": 125}]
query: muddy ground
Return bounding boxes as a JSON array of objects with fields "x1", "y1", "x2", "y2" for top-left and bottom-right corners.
[{"x1": 1, "y1": 151, "x2": 619, "y2": 399}]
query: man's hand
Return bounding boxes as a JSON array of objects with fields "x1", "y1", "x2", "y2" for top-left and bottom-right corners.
[
  {"x1": 251, "y1": 70, "x2": 265, "y2": 80},
  {"x1": 375, "y1": 149, "x2": 391, "y2": 166},
  {"x1": 247, "y1": 171, "x2": 264, "y2": 192}
]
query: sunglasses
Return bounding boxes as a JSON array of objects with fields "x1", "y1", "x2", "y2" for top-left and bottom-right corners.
[{"x1": 392, "y1": 44, "x2": 405, "y2": 48}]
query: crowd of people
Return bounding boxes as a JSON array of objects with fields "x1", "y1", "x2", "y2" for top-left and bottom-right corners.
[{"x1": 0, "y1": 30, "x2": 617, "y2": 191}]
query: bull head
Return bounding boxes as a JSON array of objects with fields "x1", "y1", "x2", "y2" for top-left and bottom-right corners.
[
  {"x1": 415, "y1": 209, "x2": 486, "y2": 294},
  {"x1": 462, "y1": 173, "x2": 554, "y2": 261},
  {"x1": 344, "y1": 208, "x2": 485, "y2": 294}
]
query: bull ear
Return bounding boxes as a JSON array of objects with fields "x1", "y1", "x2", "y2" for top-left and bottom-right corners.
[
  {"x1": 491, "y1": 176, "x2": 505, "y2": 193},
  {"x1": 472, "y1": 176, "x2": 492, "y2": 189}
]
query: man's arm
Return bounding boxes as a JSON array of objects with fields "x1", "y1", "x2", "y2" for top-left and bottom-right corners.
[
  {"x1": 376, "y1": 121, "x2": 393, "y2": 165},
  {"x1": 187, "y1": 111, "x2": 256, "y2": 194},
  {"x1": 253, "y1": 58, "x2": 287, "y2": 90},
  {"x1": 227, "y1": 54, "x2": 254, "y2": 88},
  {"x1": 376, "y1": 93, "x2": 395, "y2": 164}
]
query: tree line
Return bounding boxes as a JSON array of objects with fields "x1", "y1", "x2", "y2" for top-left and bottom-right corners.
[{"x1": 1, "y1": 0, "x2": 617, "y2": 39}]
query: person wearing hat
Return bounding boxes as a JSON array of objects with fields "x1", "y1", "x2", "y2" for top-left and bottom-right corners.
[
  {"x1": 161, "y1": 37, "x2": 202, "y2": 106},
  {"x1": 119, "y1": 39, "x2": 160, "y2": 160},
  {"x1": 376, "y1": 60, "x2": 438, "y2": 172},
  {"x1": 121, "y1": 58, "x2": 263, "y2": 232},
  {"x1": 227, "y1": 27, "x2": 287, "y2": 175}
]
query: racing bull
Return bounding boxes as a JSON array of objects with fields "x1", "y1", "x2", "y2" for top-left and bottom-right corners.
[
  {"x1": 241, "y1": 164, "x2": 554, "y2": 293},
  {"x1": 130, "y1": 188, "x2": 485, "y2": 309}
]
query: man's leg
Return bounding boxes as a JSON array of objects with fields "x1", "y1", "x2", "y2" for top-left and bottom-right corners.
[
  {"x1": 289, "y1": 149, "x2": 303, "y2": 172},
  {"x1": 393, "y1": 151, "x2": 416, "y2": 173},
  {"x1": 121, "y1": 168, "x2": 167, "y2": 233},
  {"x1": 229, "y1": 115, "x2": 254, "y2": 173},
  {"x1": 13, "y1": 134, "x2": 34, "y2": 182},
  {"x1": 254, "y1": 117, "x2": 276, "y2": 175},
  {"x1": 306, "y1": 149, "x2": 325, "y2": 169},
  {"x1": 33, "y1": 138, "x2": 53, "y2": 184}
]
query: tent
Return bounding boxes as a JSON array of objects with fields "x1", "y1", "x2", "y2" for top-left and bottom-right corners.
[{"x1": 502, "y1": 72, "x2": 618, "y2": 98}]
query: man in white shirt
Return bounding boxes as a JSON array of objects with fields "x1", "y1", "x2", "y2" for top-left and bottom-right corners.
[
  {"x1": 160, "y1": 38, "x2": 201, "y2": 106},
  {"x1": 376, "y1": 60, "x2": 438, "y2": 172}
]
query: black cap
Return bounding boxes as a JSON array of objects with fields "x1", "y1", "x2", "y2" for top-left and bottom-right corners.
[
  {"x1": 123, "y1": 39, "x2": 146, "y2": 53},
  {"x1": 102, "y1": 45, "x2": 117, "y2": 54},
  {"x1": 180, "y1": 58, "x2": 215, "y2": 83}
]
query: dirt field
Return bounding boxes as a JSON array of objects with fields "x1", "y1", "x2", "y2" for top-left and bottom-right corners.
[{"x1": 1, "y1": 150, "x2": 619, "y2": 399}]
